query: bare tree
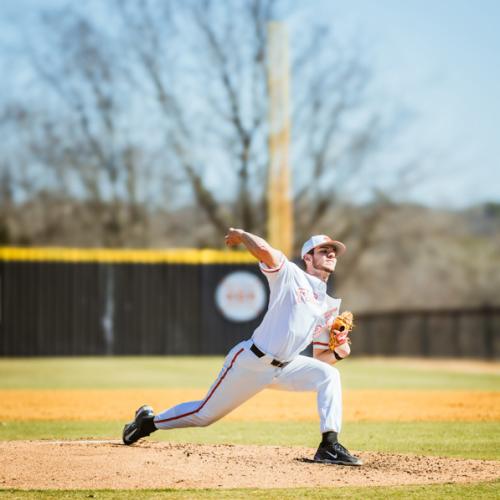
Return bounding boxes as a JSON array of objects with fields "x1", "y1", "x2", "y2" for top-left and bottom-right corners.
[
  {"x1": 116, "y1": 0, "x2": 412, "y2": 275},
  {"x1": 16, "y1": 5, "x2": 163, "y2": 245},
  {"x1": 5, "y1": 0, "x2": 415, "y2": 260}
]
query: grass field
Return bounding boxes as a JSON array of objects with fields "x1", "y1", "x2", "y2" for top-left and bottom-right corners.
[
  {"x1": 0, "y1": 356, "x2": 499, "y2": 498},
  {"x1": 0, "y1": 482, "x2": 500, "y2": 499},
  {"x1": 1, "y1": 356, "x2": 498, "y2": 390}
]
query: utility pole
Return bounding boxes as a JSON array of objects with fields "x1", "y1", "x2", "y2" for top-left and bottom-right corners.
[{"x1": 267, "y1": 21, "x2": 293, "y2": 257}]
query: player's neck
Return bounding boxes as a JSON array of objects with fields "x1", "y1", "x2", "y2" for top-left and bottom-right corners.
[{"x1": 306, "y1": 267, "x2": 331, "y2": 283}]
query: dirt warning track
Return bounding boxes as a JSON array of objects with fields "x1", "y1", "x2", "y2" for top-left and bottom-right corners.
[
  {"x1": 2, "y1": 389, "x2": 499, "y2": 422},
  {"x1": 1, "y1": 440, "x2": 498, "y2": 490}
]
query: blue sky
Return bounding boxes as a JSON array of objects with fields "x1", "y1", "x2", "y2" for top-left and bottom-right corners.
[
  {"x1": 295, "y1": 0, "x2": 500, "y2": 206},
  {"x1": 1, "y1": 0, "x2": 499, "y2": 208}
]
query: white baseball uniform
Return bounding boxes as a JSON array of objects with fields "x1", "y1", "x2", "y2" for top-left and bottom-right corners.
[{"x1": 154, "y1": 254, "x2": 345, "y2": 433}]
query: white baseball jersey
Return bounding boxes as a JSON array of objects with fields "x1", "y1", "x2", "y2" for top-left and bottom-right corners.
[{"x1": 252, "y1": 254, "x2": 341, "y2": 361}]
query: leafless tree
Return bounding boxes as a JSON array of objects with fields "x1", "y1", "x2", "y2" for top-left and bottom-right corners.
[
  {"x1": 14, "y1": 5, "x2": 164, "y2": 246},
  {"x1": 116, "y1": 0, "x2": 413, "y2": 275},
  {"x1": 5, "y1": 0, "x2": 416, "y2": 263}
]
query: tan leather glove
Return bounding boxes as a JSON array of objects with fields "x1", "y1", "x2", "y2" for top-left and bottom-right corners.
[{"x1": 329, "y1": 311, "x2": 354, "y2": 351}]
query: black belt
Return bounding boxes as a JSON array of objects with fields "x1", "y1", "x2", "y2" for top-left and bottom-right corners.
[{"x1": 250, "y1": 343, "x2": 290, "y2": 368}]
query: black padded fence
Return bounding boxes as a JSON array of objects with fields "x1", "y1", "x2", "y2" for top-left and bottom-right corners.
[
  {"x1": 353, "y1": 306, "x2": 500, "y2": 359},
  {"x1": 0, "y1": 248, "x2": 267, "y2": 356},
  {"x1": 0, "y1": 248, "x2": 498, "y2": 358}
]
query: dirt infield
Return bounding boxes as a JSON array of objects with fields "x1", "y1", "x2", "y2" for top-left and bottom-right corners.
[
  {"x1": 2, "y1": 389, "x2": 499, "y2": 422},
  {"x1": 0, "y1": 440, "x2": 498, "y2": 490}
]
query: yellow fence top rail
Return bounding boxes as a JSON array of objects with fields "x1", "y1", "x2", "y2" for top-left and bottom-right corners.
[{"x1": 0, "y1": 247, "x2": 258, "y2": 265}]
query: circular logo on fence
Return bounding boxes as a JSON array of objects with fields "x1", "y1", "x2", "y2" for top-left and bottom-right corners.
[{"x1": 215, "y1": 271, "x2": 267, "y2": 322}]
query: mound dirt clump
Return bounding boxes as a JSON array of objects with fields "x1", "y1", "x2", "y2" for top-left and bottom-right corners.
[{"x1": 0, "y1": 440, "x2": 499, "y2": 490}]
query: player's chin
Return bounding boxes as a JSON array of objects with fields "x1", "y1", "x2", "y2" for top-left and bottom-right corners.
[{"x1": 323, "y1": 261, "x2": 336, "y2": 272}]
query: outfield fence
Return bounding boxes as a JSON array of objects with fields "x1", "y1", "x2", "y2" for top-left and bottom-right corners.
[
  {"x1": 353, "y1": 306, "x2": 499, "y2": 360},
  {"x1": 0, "y1": 247, "x2": 498, "y2": 358}
]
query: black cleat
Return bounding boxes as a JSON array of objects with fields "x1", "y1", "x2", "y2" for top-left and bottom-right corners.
[
  {"x1": 122, "y1": 405, "x2": 155, "y2": 445},
  {"x1": 313, "y1": 442, "x2": 363, "y2": 466}
]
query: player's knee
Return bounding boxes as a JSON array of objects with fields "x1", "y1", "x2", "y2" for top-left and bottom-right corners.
[
  {"x1": 197, "y1": 418, "x2": 214, "y2": 427},
  {"x1": 193, "y1": 412, "x2": 218, "y2": 427},
  {"x1": 329, "y1": 365, "x2": 340, "y2": 379},
  {"x1": 329, "y1": 365, "x2": 341, "y2": 382},
  {"x1": 319, "y1": 364, "x2": 340, "y2": 387}
]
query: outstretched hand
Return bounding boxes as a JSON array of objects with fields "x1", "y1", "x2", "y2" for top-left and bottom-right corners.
[{"x1": 225, "y1": 227, "x2": 245, "y2": 247}]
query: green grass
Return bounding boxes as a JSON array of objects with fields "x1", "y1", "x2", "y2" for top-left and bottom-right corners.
[
  {"x1": 1, "y1": 420, "x2": 499, "y2": 460},
  {"x1": 344, "y1": 358, "x2": 500, "y2": 390},
  {"x1": 0, "y1": 481, "x2": 499, "y2": 499},
  {"x1": 0, "y1": 357, "x2": 498, "y2": 497},
  {"x1": 0, "y1": 357, "x2": 223, "y2": 389},
  {"x1": 0, "y1": 357, "x2": 498, "y2": 390}
]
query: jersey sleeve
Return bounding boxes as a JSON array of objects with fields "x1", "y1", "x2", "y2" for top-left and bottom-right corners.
[
  {"x1": 258, "y1": 253, "x2": 288, "y2": 281},
  {"x1": 312, "y1": 325, "x2": 331, "y2": 350},
  {"x1": 312, "y1": 298, "x2": 342, "y2": 350},
  {"x1": 258, "y1": 254, "x2": 302, "y2": 299}
]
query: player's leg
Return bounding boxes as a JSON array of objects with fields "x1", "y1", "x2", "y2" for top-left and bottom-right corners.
[
  {"x1": 152, "y1": 340, "x2": 275, "y2": 430},
  {"x1": 123, "y1": 341, "x2": 271, "y2": 444},
  {"x1": 270, "y1": 355, "x2": 362, "y2": 465},
  {"x1": 270, "y1": 355, "x2": 342, "y2": 432}
]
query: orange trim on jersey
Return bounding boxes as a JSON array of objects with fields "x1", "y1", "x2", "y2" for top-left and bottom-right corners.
[
  {"x1": 260, "y1": 257, "x2": 285, "y2": 274},
  {"x1": 155, "y1": 347, "x2": 245, "y2": 424},
  {"x1": 313, "y1": 341, "x2": 329, "y2": 347}
]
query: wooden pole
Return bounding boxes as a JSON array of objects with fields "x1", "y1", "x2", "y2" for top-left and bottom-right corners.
[{"x1": 267, "y1": 22, "x2": 293, "y2": 257}]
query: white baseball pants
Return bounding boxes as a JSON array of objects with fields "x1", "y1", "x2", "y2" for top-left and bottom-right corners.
[{"x1": 154, "y1": 339, "x2": 343, "y2": 434}]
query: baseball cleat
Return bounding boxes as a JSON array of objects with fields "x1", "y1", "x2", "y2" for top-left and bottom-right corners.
[
  {"x1": 313, "y1": 442, "x2": 363, "y2": 466},
  {"x1": 122, "y1": 405, "x2": 155, "y2": 445}
]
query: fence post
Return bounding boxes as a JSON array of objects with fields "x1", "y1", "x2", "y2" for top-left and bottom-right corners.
[
  {"x1": 420, "y1": 312, "x2": 430, "y2": 357},
  {"x1": 452, "y1": 311, "x2": 462, "y2": 357},
  {"x1": 363, "y1": 316, "x2": 374, "y2": 355},
  {"x1": 483, "y1": 303, "x2": 494, "y2": 359}
]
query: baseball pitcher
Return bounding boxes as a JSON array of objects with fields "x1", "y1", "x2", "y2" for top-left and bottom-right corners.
[{"x1": 122, "y1": 228, "x2": 362, "y2": 466}]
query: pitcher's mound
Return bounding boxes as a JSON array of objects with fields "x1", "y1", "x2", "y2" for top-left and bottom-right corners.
[{"x1": 1, "y1": 440, "x2": 498, "y2": 489}]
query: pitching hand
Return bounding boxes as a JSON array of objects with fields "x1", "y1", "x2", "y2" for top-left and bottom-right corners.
[{"x1": 225, "y1": 227, "x2": 245, "y2": 247}]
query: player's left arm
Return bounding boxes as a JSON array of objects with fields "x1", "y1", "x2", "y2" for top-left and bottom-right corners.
[{"x1": 313, "y1": 329, "x2": 351, "y2": 365}]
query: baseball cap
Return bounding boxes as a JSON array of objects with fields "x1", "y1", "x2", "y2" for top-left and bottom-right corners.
[{"x1": 300, "y1": 235, "x2": 346, "y2": 259}]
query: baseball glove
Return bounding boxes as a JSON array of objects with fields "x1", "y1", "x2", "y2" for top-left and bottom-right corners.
[{"x1": 328, "y1": 311, "x2": 354, "y2": 351}]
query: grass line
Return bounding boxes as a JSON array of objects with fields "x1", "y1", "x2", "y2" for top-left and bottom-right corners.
[
  {"x1": 0, "y1": 481, "x2": 499, "y2": 499},
  {"x1": 0, "y1": 357, "x2": 498, "y2": 390},
  {"x1": 1, "y1": 420, "x2": 499, "y2": 461}
]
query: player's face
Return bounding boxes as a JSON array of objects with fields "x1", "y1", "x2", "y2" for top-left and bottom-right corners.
[{"x1": 312, "y1": 245, "x2": 337, "y2": 273}]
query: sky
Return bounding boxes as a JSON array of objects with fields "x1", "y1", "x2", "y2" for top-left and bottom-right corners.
[
  {"x1": 1, "y1": 0, "x2": 499, "y2": 208},
  {"x1": 293, "y1": 0, "x2": 500, "y2": 207}
]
